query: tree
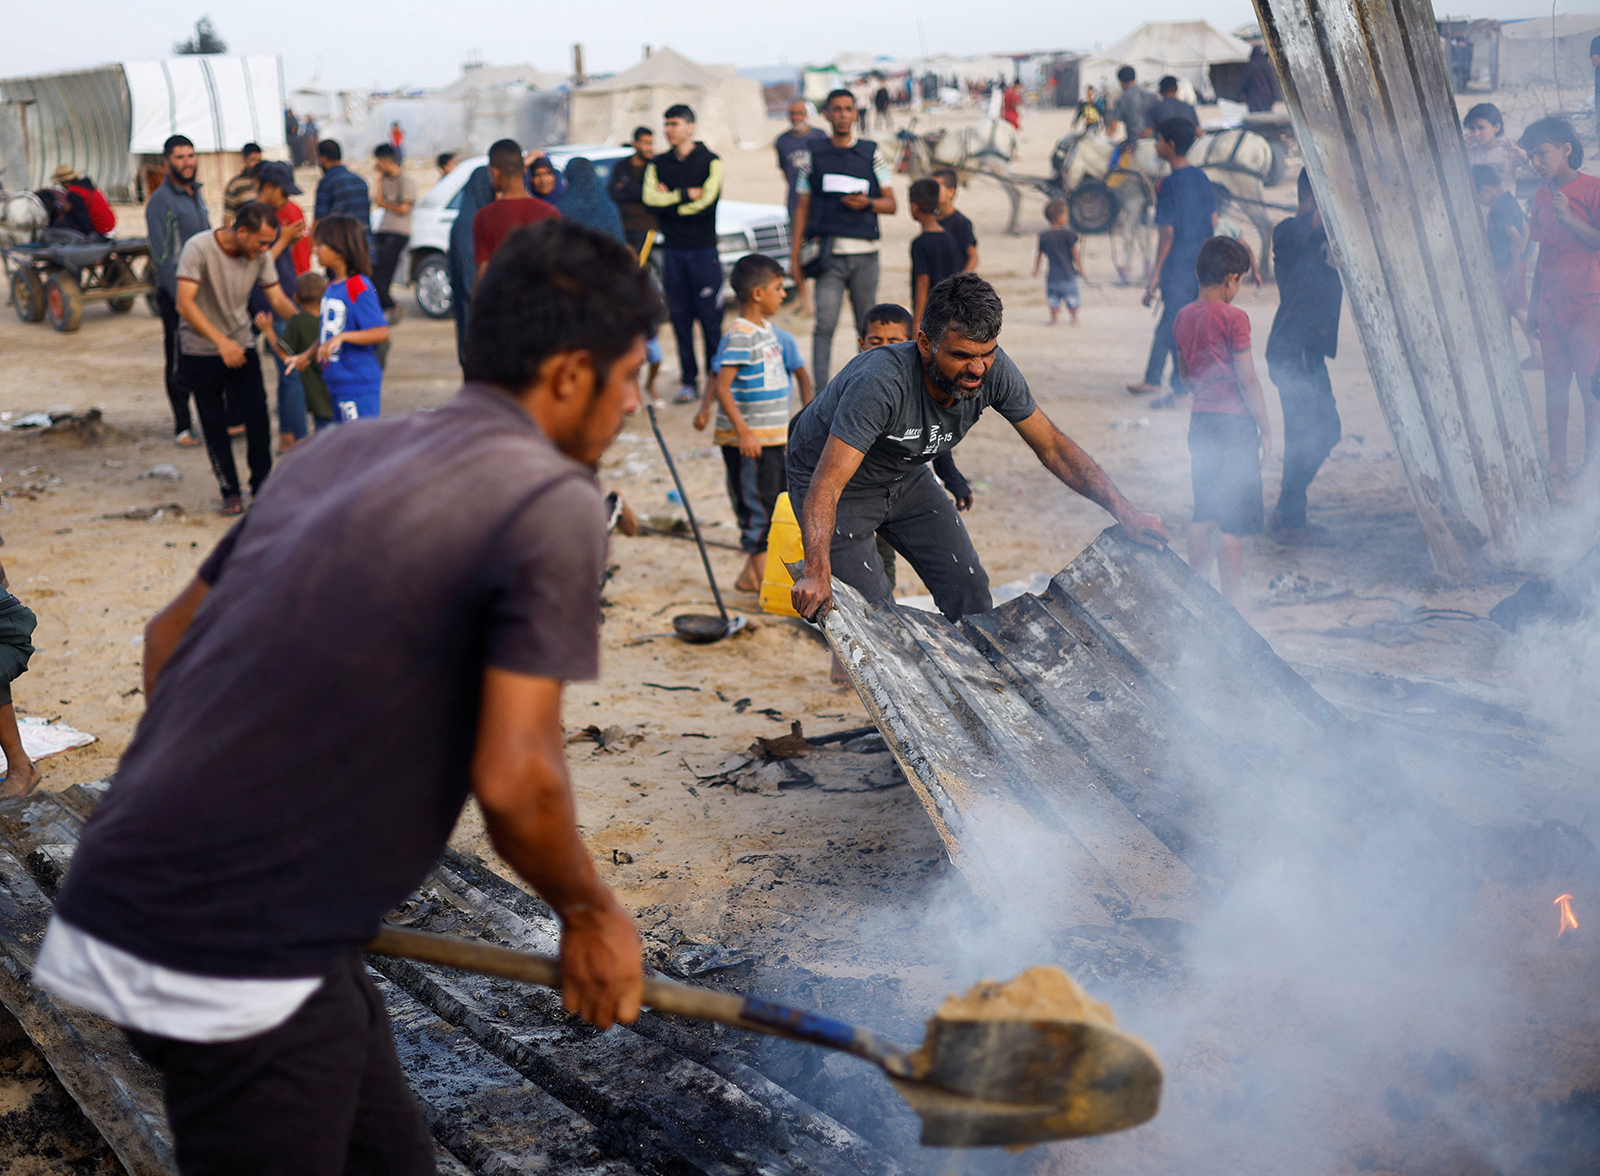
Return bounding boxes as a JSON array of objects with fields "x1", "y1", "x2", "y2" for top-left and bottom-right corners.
[{"x1": 174, "y1": 17, "x2": 227, "y2": 55}]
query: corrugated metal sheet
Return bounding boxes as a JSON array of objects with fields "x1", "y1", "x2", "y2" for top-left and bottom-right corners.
[
  {"x1": 0, "y1": 66, "x2": 133, "y2": 199},
  {"x1": 822, "y1": 526, "x2": 1350, "y2": 928}
]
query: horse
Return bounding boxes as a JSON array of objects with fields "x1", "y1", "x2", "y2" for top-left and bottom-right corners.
[
  {"x1": 0, "y1": 190, "x2": 47, "y2": 248},
  {"x1": 1054, "y1": 127, "x2": 1286, "y2": 284},
  {"x1": 903, "y1": 118, "x2": 1020, "y2": 183}
]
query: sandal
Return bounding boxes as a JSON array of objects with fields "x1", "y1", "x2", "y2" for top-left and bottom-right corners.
[
  {"x1": 174, "y1": 429, "x2": 202, "y2": 447},
  {"x1": 219, "y1": 495, "x2": 244, "y2": 516}
]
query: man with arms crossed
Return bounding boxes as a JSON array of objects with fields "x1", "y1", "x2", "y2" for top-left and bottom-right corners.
[
  {"x1": 36, "y1": 220, "x2": 654, "y2": 1174},
  {"x1": 789, "y1": 273, "x2": 1166, "y2": 626}
]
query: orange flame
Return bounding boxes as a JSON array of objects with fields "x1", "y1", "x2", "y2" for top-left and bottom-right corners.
[{"x1": 1555, "y1": 894, "x2": 1579, "y2": 938}]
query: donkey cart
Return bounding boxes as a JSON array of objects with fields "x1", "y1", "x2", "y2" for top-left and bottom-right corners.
[{"x1": 4, "y1": 234, "x2": 155, "y2": 333}]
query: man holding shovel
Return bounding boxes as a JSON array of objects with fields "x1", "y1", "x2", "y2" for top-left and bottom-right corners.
[
  {"x1": 789, "y1": 273, "x2": 1167, "y2": 626},
  {"x1": 35, "y1": 220, "x2": 657, "y2": 1174}
]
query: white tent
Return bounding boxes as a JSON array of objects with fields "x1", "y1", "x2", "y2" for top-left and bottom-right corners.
[
  {"x1": 569, "y1": 48, "x2": 769, "y2": 151},
  {"x1": 1078, "y1": 21, "x2": 1251, "y2": 103},
  {"x1": 125, "y1": 56, "x2": 286, "y2": 154},
  {"x1": 1498, "y1": 15, "x2": 1600, "y2": 92}
]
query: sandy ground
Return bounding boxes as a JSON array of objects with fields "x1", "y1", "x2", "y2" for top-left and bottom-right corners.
[{"x1": 0, "y1": 101, "x2": 1596, "y2": 1169}]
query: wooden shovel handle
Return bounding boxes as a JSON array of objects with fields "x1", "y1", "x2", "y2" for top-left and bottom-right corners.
[{"x1": 367, "y1": 925, "x2": 747, "y2": 1024}]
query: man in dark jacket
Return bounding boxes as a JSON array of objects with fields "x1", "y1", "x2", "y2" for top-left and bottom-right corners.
[
  {"x1": 788, "y1": 89, "x2": 898, "y2": 389},
  {"x1": 1265, "y1": 169, "x2": 1343, "y2": 543},
  {"x1": 1240, "y1": 45, "x2": 1281, "y2": 113},
  {"x1": 644, "y1": 105, "x2": 723, "y2": 403},
  {"x1": 313, "y1": 140, "x2": 371, "y2": 226},
  {"x1": 146, "y1": 135, "x2": 212, "y2": 448},
  {"x1": 607, "y1": 126, "x2": 659, "y2": 255}
]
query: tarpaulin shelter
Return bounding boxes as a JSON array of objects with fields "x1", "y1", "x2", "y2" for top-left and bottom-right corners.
[
  {"x1": 569, "y1": 48, "x2": 768, "y2": 151},
  {"x1": 0, "y1": 55, "x2": 286, "y2": 202},
  {"x1": 1497, "y1": 15, "x2": 1600, "y2": 93},
  {"x1": 1078, "y1": 21, "x2": 1252, "y2": 104}
]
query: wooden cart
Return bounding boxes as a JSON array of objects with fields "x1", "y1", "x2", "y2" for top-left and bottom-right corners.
[{"x1": 4, "y1": 233, "x2": 155, "y2": 332}]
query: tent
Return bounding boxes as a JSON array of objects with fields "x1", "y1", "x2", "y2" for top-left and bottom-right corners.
[
  {"x1": 569, "y1": 48, "x2": 769, "y2": 151},
  {"x1": 1498, "y1": 15, "x2": 1600, "y2": 92},
  {"x1": 0, "y1": 55, "x2": 286, "y2": 202},
  {"x1": 1078, "y1": 21, "x2": 1252, "y2": 104}
]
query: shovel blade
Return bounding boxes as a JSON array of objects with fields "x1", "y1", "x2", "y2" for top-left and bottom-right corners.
[{"x1": 903, "y1": 1019, "x2": 1161, "y2": 1145}]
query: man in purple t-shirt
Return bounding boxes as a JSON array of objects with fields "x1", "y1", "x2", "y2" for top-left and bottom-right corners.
[{"x1": 37, "y1": 221, "x2": 662, "y2": 1172}]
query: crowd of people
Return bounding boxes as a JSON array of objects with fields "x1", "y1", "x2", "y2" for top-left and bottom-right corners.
[{"x1": 11, "y1": 45, "x2": 1600, "y2": 1173}]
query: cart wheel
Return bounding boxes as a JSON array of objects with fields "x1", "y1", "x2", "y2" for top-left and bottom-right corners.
[
  {"x1": 45, "y1": 272, "x2": 83, "y2": 332},
  {"x1": 1068, "y1": 181, "x2": 1120, "y2": 235},
  {"x1": 10, "y1": 267, "x2": 45, "y2": 323},
  {"x1": 105, "y1": 258, "x2": 136, "y2": 313}
]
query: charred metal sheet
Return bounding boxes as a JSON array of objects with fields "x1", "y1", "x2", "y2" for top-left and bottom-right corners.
[
  {"x1": 821, "y1": 526, "x2": 1352, "y2": 920},
  {"x1": 0, "y1": 787, "x2": 900, "y2": 1176}
]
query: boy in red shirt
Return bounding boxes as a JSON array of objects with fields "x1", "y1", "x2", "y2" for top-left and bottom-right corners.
[
  {"x1": 1519, "y1": 116, "x2": 1600, "y2": 480},
  {"x1": 1173, "y1": 237, "x2": 1273, "y2": 609},
  {"x1": 472, "y1": 138, "x2": 560, "y2": 281}
]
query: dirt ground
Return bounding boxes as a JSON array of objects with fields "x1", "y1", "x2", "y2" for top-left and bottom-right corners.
[{"x1": 0, "y1": 100, "x2": 1596, "y2": 1170}]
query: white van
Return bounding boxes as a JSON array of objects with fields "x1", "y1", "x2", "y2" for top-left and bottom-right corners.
[{"x1": 401, "y1": 146, "x2": 792, "y2": 318}]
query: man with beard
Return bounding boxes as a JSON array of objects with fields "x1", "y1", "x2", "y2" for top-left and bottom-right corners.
[
  {"x1": 146, "y1": 135, "x2": 212, "y2": 448},
  {"x1": 788, "y1": 274, "x2": 1166, "y2": 624}
]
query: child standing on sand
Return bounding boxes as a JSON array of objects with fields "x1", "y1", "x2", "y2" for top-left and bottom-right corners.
[
  {"x1": 296, "y1": 216, "x2": 389, "y2": 422},
  {"x1": 1033, "y1": 199, "x2": 1082, "y2": 325},
  {"x1": 703, "y1": 254, "x2": 792, "y2": 592},
  {"x1": 1173, "y1": 237, "x2": 1273, "y2": 609}
]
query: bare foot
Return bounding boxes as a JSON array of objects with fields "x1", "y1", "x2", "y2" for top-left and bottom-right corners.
[
  {"x1": 279, "y1": 433, "x2": 297, "y2": 454},
  {"x1": 0, "y1": 759, "x2": 40, "y2": 799},
  {"x1": 735, "y1": 554, "x2": 762, "y2": 592}
]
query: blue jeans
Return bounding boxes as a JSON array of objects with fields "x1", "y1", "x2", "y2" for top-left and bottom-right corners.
[
  {"x1": 660, "y1": 247, "x2": 723, "y2": 386},
  {"x1": 269, "y1": 317, "x2": 308, "y2": 440}
]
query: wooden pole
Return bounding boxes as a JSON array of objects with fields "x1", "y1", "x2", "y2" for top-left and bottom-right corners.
[{"x1": 1253, "y1": 0, "x2": 1551, "y2": 578}]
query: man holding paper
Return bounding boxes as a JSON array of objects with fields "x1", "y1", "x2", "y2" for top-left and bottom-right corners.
[{"x1": 790, "y1": 89, "x2": 898, "y2": 389}]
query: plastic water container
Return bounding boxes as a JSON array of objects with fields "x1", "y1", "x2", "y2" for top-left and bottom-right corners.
[{"x1": 759, "y1": 492, "x2": 804, "y2": 617}]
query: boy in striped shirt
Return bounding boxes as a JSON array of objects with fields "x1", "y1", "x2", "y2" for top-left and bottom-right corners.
[{"x1": 708, "y1": 254, "x2": 793, "y2": 590}]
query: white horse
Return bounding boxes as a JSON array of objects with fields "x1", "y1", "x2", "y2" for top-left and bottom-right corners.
[
  {"x1": 0, "y1": 190, "x2": 47, "y2": 248},
  {"x1": 911, "y1": 118, "x2": 1019, "y2": 183},
  {"x1": 1056, "y1": 128, "x2": 1283, "y2": 284}
]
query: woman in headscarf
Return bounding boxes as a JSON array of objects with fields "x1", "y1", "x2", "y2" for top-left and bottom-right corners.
[
  {"x1": 557, "y1": 157, "x2": 625, "y2": 242},
  {"x1": 446, "y1": 163, "x2": 495, "y2": 367},
  {"x1": 526, "y1": 155, "x2": 566, "y2": 207}
]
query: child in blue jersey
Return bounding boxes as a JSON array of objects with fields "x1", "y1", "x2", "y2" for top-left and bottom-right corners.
[{"x1": 301, "y1": 216, "x2": 389, "y2": 422}]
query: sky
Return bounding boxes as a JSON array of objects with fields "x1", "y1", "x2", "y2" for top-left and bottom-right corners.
[{"x1": 1, "y1": 1, "x2": 1591, "y2": 91}]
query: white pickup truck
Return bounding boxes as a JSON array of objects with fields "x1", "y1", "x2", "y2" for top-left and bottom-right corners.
[{"x1": 400, "y1": 145, "x2": 792, "y2": 318}]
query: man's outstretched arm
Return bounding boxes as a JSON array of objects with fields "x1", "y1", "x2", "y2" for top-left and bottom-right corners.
[
  {"x1": 1011, "y1": 409, "x2": 1167, "y2": 547},
  {"x1": 791, "y1": 435, "x2": 868, "y2": 621},
  {"x1": 473, "y1": 668, "x2": 642, "y2": 1029}
]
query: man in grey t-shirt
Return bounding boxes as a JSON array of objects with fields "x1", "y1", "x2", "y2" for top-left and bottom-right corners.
[
  {"x1": 788, "y1": 274, "x2": 1166, "y2": 624},
  {"x1": 174, "y1": 201, "x2": 301, "y2": 514}
]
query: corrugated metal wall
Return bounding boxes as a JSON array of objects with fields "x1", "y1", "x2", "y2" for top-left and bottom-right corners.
[{"x1": 0, "y1": 66, "x2": 133, "y2": 200}]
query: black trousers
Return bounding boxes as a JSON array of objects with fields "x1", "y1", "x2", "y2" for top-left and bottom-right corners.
[
  {"x1": 372, "y1": 233, "x2": 408, "y2": 311},
  {"x1": 1269, "y1": 351, "x2": 1341, "y2": 529},
  {"x1": 178, "y1": 351, "x2": 273, "y2": 499},
  {"x1": 126, "y1": 952, "x2": 434, "y2": 1176},
  {"x1": 157, "y1": 288, "x2": 195, "y2": 436},
  {"x1": 721, "y1": 444, "x2": 787, "y2": 553},
  {"x1": 659, "y1": 246, "x2": 723, "y2": 386},
  {"x1": 795, "y1": 466, "x2": 991, "y2": 621}
]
